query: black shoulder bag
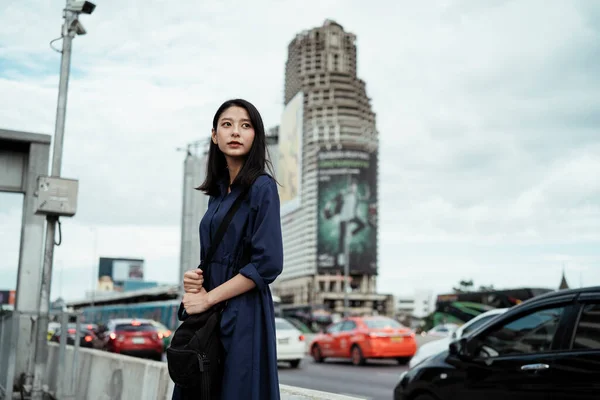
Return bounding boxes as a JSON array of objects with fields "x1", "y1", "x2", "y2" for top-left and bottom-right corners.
[{"x1": 166, "y1": 186, "x2": 250, "y2": 399}]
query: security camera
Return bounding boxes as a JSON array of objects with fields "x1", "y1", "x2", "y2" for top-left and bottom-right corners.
[
  {"x1": 65, "y1": 1, "x2": 96, "y2": 14},
  {"x1": 70, "y1": 19, "x2": 87, "y2": 35}
]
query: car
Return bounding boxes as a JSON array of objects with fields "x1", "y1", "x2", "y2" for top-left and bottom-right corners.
[
  {"x1": 409, "y1": 308, "x2": 508, "y2": 369},
  {"x1": 310, "y1": 316, "x2": 417, "y2": 366},
  {"x1": 285, "y1": 317, "x2": 316, "y2": 334},
  {"x1": 394, "y1": 286, "x2": 600, "y2": 400},
  {"x1": 275, "y1": 317, "x2": 306, "y2": 368},
  {"x1": 102, "y1": 318, "x2": 163, "y2": 361},
  {"x1": 148, "y1": 320, "x2": 172, "y2": 351},
  {"x1": 50, "y1": 324, "x2": 104, "y2": 350},
  {"x1": 47, "y1": 321, "x2": 61, "y2": 341},
  {"x1": 426, "y1": 323, "x2": 460, "y2": 338}
]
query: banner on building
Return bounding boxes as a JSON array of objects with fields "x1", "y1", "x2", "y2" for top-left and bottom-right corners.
[
  {"x1": 98, "y1": 257, "x2": 145, "y2": 292},
  {"x1": 277, "y1": 91, "x2": 304, "y2": 215},
  {"x1": 317, "y1": 148, "x2": 378, "y2": 274},
  {"x1": 0, "y1": 290, "x2": 16, "y2": 305}
]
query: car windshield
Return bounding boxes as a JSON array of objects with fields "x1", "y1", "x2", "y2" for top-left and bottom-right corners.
[
  {"x1": 364, "y1": 318, "x2": 403, "y2": 329},
  {"x1": 57, "y1": 328, "x2": 91, "y2": 335},
  {"x1": 151, "y1": 321, "x2": 168, "y2": 330},
  {"x1": 275, "y1": 319, "x2": 296, "y2": 331},
  {"x1": 461, "y1": 315, "x2": 497, "y2": 336},
  {"x1": 115, "y1": 323, "x2": 155, "y2": 332}
]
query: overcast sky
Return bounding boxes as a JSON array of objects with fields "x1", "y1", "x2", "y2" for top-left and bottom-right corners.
[{"x1": 1, "y1": 0, "x2": 599, "y2": 302}]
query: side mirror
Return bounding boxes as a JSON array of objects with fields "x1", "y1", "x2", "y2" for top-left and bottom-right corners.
[
  {"x1": 449, "y1": 337, "x2": 476, "y2": 360},
  {"x1": 448, "y1": 339, "x2": 462, "y2": 356}
]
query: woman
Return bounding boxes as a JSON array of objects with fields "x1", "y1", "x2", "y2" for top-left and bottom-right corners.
[{"x1": 174, "y1": 99, "x2": 283, "y2": 400}]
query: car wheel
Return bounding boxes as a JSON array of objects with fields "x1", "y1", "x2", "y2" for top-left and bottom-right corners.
[
  {"x1": 413, "y1": 394, "x2": 437, "y2": 400},
  {"x1": 351, "y1": 345, "x2": 365, "y2": 366},
  {"x1": 396, "y1": 357, "x2": 411, "y2": 365},
  {"x1": 312, "y1": 345, "x2": 325, "y2": 363},
  {"x1": 289, "y1": 359, "x2": 301, "y2": 368}
]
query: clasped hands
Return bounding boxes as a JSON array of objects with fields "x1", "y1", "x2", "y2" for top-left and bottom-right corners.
[{"x1": 182, "y1": 268, "x2": 213, "y2": 315}]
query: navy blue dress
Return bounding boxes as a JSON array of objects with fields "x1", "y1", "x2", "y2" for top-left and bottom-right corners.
[{"x1": 173, "y1": 174, "x2": 283, "y2": 400}]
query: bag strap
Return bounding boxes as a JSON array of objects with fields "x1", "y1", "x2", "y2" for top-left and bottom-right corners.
[
  {"x1": 203, "y1": 185, "x2": 251, "y2": 267},
  {"x1": 177, "y1": 182, "x2": 253, "y2": 320}
]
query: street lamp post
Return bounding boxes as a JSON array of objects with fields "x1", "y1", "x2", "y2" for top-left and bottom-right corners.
[
  {"x1": 343, "y1": 219, "x2": 351, "y2": 317},
  {"x1": 30, "y1": 2, "x2": 95, "y2": 399}
]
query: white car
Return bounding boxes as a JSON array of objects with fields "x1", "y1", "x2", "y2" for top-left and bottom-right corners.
[
  {"x1": 275, "y1": 317, "x2": 305, "y2": 368},
  {"x1": 426, "y1": 323, "x2": 460, "y2": 338},
  {"x1": 409, "y1": 308, "x2": 508, "y2": 369}
]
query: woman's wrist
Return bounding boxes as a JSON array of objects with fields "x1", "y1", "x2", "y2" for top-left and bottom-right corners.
[{"x1": 207, "y1": 290, "x2": 218, "y2": 308}]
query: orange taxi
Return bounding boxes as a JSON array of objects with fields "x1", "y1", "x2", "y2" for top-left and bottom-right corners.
[{"x1": 309, "y1": 316, "x2": 416, "y2": 366}]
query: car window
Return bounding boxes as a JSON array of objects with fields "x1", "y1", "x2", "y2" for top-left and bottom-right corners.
[
  {"x1": 114, "y1": 323, "x2": 155, "y2": 332},
  {"x1": 275, "y1": 319, "x2": 296, "y2": 331},
  {"x1": 340, "y1": 321, "x2": 357, "y2": 331},
  {"x1": 364, "y1": 318, "x2": 403, "y2": 329},
  {"x1": 326, "y1": 322, "x2": 342, "y2": 334},
  {"x1": 462, "y1": 315, "x2": 497, "y2": 337},
  {"x1": 572, "y1": 304, "x2": 600, "y2": 350},
  {"x1": 479, "y1": 306, "x2": 565, "y2": 357}
]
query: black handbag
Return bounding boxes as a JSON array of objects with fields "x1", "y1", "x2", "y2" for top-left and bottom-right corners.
[{"x1": 166, "y1": 186, "x2": 250, "y2": 399}]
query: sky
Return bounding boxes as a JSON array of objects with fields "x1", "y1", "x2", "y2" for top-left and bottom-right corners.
[{"x1": 1, "y1": 0, "x2": 599, "y2": 302}]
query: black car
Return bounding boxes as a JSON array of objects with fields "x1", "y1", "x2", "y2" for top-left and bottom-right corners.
[
  {"x1": 50, "y1": 324, "x2": 104, "y2": 350},
  {"x1": 395, "y1": 286, "x2": 600, "y2": 400}
]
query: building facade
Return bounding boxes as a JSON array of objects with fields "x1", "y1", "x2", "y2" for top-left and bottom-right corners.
[
  {"x1": 179, "y1": 141, "x2": 210, "y2": 284},
  {"x1": 273, "y1": 20, "x2": 392, "y2": 316},
  {"x1": 396, "y1": 291, "x2": 434, "y2": 318}
]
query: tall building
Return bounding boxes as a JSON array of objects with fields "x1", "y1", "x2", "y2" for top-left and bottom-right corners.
[
  {"x1": 395, "y1": 290, "x2": 434, "y2": 319},
  {"x1": 273, "y1": 20, "x2": 392, "y2": 316},
  {"x1": 179, "y1": 141, "x2": 210, "y2": 284}
]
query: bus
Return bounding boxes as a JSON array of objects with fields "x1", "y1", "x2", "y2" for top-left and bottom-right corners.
[
  {"x1": 430, "y1": 287, "x2": 554, "y2": 328},
  {"x1": 80, "y1": 295, "x2": 283, "y2": 332},
  {"x1": 280, "y1": 304, "x2": 333, "y2": 333}
]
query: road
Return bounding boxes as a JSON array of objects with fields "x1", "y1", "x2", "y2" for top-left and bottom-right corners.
[{"x1": 278, "y1": 356, "x2": 406, "y2": 400}]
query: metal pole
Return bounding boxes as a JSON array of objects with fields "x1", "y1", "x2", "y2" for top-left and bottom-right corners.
[
  {"x1": 70, "y1": 314, "x2": 81, "y2": 398},
  {"x1": 90, "y1": 227, "x2": 97, "y2": 322},
  {"x1": 343, "y1": 223, "x2": 350, "y2": 317},
  {"x1": 31, "y1": 6, "x2": 76, "y2": 399},
  {"x1": 56, "y1": 311, "x2": 69, "y2": 399}
]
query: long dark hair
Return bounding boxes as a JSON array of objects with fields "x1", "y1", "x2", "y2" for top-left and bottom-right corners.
[{"x1": 197, "y1": 99, "x2": 276, "y2": 196}]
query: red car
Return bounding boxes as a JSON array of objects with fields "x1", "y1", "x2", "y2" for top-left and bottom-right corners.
[
  {"x1": 50, "y1": 324, "x2": 103, "y2": 349},
  {"x1": 102, "y1": 318, "x2": 163, "y2": 361},
  {"x1": 310, "y1": 316, "x2": 417, "y2": 366}
]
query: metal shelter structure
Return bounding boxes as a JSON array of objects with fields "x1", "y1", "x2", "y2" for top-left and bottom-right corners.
[{"x1": 0, "y1": 128, "x2": 51, "y2": 398}]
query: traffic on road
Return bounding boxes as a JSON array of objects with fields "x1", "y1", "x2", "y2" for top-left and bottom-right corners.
[{"x1": 44, "y1": 286, "x2": 600, "y2": 399}]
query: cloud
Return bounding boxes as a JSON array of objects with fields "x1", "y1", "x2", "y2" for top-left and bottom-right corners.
[{"x1": 1, "y1": 0, "x2": 599, "y2": 301}]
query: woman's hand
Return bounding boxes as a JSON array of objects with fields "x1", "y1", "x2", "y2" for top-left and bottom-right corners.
[
  {"x1": 182, "y1": 288, "x2": 212, "y2": 315},
  {"x1": 183, "y1": 268, "x2": 204, "y2": 293}
]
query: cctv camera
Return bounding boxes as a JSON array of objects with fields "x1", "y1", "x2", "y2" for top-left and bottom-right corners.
[
  {"x1": 65, "y1": 1, "x2": 96, "y2": 15},
  {"x1": 70, "y1": 19, "x2": 87, "y2": 35}
]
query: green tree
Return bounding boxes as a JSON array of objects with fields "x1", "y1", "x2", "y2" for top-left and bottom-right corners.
[{"x1": 453, "y1": 279, "x2": 474, "y2": 293}]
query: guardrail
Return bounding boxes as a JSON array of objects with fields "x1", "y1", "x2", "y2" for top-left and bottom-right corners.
[
  {"x1": 0, "y1": 311, "x2": 18, "y2": 399},
  {"x1": 0, "y1": 310, "x2": 86, "y2": 400},
  {"x1": 46, "y1": 344, "x2": 365, "y2": 400}
]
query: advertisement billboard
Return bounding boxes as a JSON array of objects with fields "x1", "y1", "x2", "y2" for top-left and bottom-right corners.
[
  {"x1": 98, "y1": 257, "x2": 145, "y2": 292},
  {"x1": 0, "y1": 290, "x2": 15, "y2": 305},
  {"x1": 277, "y1": 91, "x2": 304, "y2": 215},
  {"x1": 317, "y1": 148, "x2": 378, "y2": 275}
]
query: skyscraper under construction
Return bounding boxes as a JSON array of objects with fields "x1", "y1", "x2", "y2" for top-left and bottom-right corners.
[{"x1": 274, "y1": 20, "x2": 392, "y2": 316}]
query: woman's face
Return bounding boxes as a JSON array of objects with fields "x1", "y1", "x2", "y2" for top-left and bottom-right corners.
[{"x1": 212, "y1": 106, "x2": 255, "y2": 161}]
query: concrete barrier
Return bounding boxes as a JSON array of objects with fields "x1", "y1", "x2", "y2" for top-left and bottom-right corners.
[{"x1": 45, "y1": 343, "x2": 363, "y2": 400}]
